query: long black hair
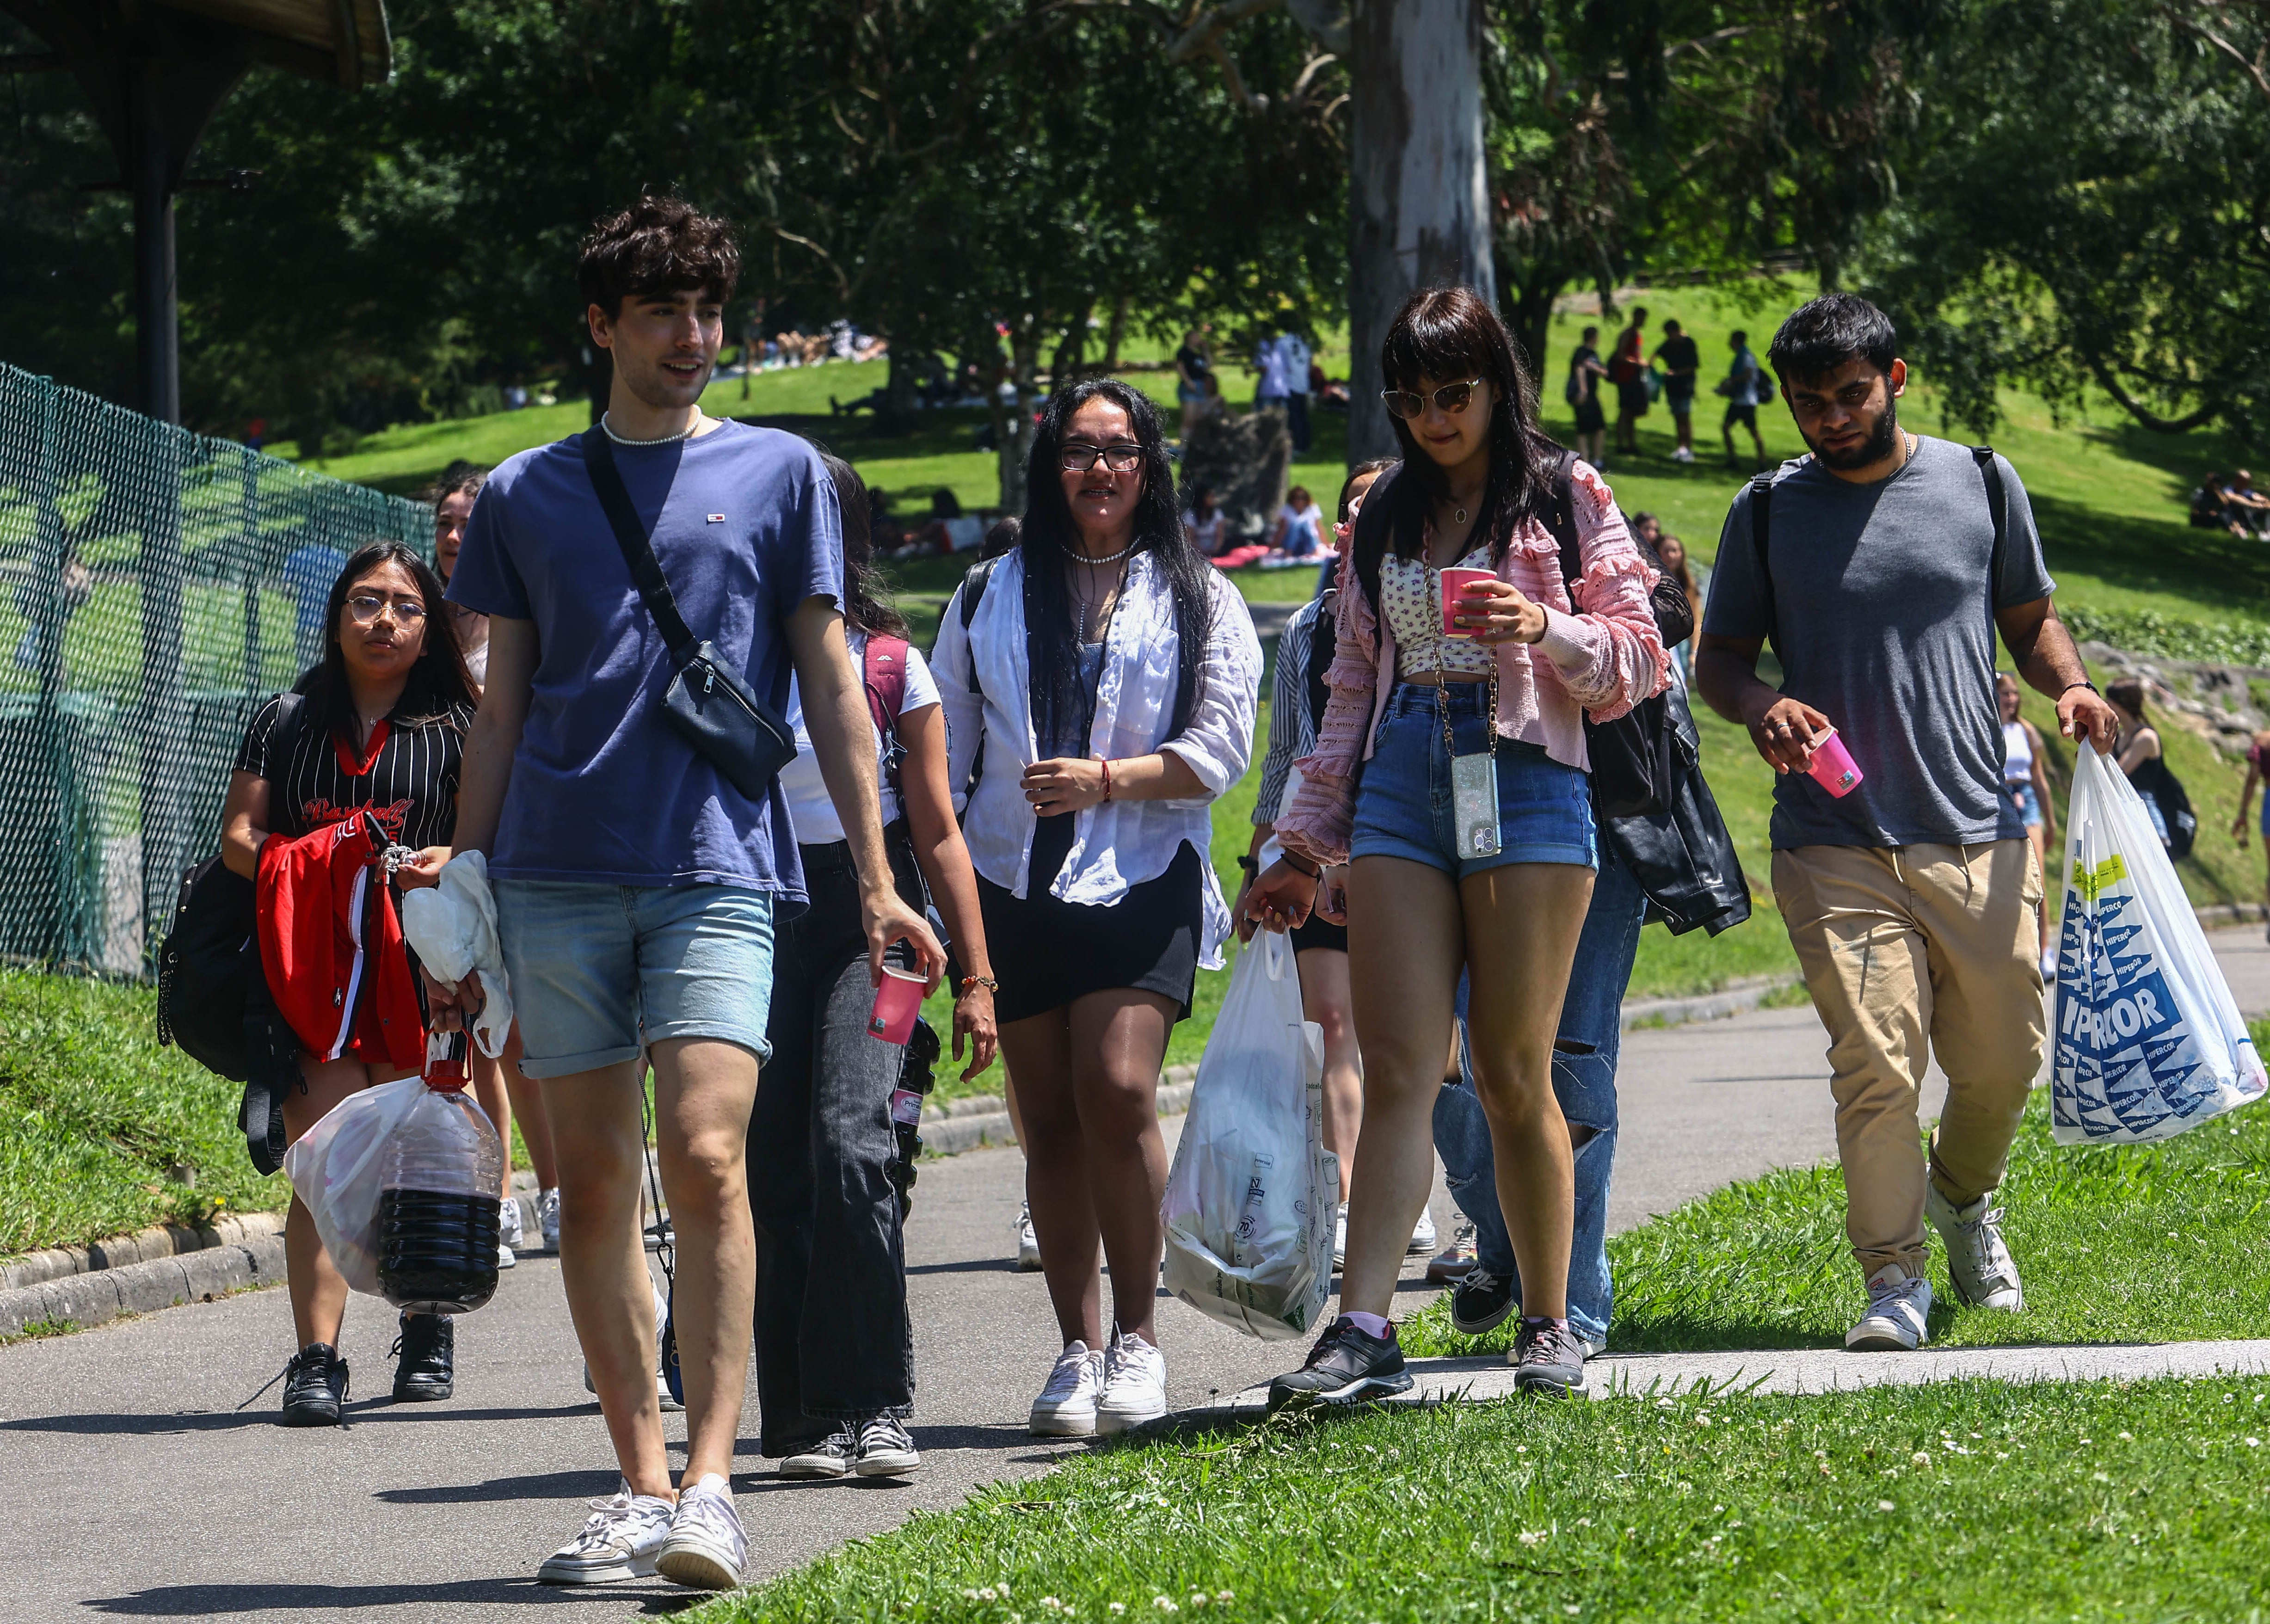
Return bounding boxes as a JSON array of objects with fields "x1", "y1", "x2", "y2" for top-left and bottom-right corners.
[
  {"x1": 305, "y1": 541, "x2": 475, "y2": 745},
  {"x1": 806, "y1": 441, "x2": 909, "y2": 638},
  {"x1": 1020, "y1": 377, "x2": 1214, "y2": 745},
  {"x1": 1356, "y1": 286, "x2": 1562, "y2": 611}
]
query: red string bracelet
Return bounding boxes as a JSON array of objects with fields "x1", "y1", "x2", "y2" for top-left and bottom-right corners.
[{"x1": 1099, "y1": 757, "x2": 1113, "y2": 802}]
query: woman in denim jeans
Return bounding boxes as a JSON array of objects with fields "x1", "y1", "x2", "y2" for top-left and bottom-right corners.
[
  {"x1": 1249, "y1": 287, "x2": 1665, "y2": 1401},
  {"x1": 747, "y1": 452, "x2": 999, "y2": 1482}
]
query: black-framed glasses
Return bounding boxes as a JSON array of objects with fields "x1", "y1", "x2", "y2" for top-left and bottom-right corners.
[
  {"x1": 345, "y1": 593, "x2": 427, "y2": 625},
  {"x1": 1381, "y1": 378, "x2": 1486, "y2": 420},
  {"x1": 1060, "y1": 442, "x2": 1145, "y2": 474}
]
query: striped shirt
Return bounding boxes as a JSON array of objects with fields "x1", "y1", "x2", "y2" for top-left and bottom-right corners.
[
  {"x1": 1254, "y1": 593, "x2": 1325, "y2": 826},
  {"x1": 235, "y1": 694, "x2": 471, "y2": 851}
]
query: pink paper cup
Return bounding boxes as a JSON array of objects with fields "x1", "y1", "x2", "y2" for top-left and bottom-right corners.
[
  {"x1": 1440, "y1": 567, "x2": 1494, "y2": 637},
  {"x1": 868, "y1": 966, "x2": 927, "y2": 1044},
  {"x1": 1805, "y1": 727, "x2": 1864, "y2": 798}
]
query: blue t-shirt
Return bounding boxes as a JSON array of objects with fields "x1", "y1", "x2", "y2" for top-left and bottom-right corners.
[{"x1": 446, "y1": 421, "x2": 843, "y2": 898}]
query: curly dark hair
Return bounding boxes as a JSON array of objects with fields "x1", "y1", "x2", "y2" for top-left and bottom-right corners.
[
  {"x1": 803, "y1": 442, "x2": 908, "y2": 639},
  {"x1": 578, "y1": 194, "x2": 740, "y2": 320},
  {"x1": 419, "y1": 460, "x2": 488, "y2": 507},
  {"x1": 1020, "y1": 378, "x2": 1214, "y2": 746}
]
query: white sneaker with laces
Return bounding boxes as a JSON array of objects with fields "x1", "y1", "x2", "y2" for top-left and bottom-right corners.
[
  {"x1": 655, "y1": 1472, "x2": 745, "y2": 1590},
  {"x1": 1845, "y1": 1263, "x2": 1933, "y2": 1350},
  {"x1": 1014, "y1": 1201, "x2": 1043, "y2": 1272},
  {"x1": 1331, "y1": 1202, "x2": 1347, "y2": 1270},
  {"x1": 1094, "y1": 1328, "x2": 1169, "y2": 1435},
  {"x1": 1028, "y1": 1340, "x2": 1106, "y2": 1437},
  {"x1": 854, "y1": 1415, "x2": 922, "y2": 1477},
  {"x1": 499, "y1": 1195, "x2": 524, "y2": 1251},
  {"x1": 538, "y1": 1187, "x2": 562, "y2": 1251},
  {"x1": 1925, "y1": 1184, "x2": 2025, "y2": 1310},
  {"x1": 1407, "y1": 1204, "x2": 1438, "y2": 1255},
  {"x1": 536, "y1": 1480, "x2": 674, "y2": 1584}
]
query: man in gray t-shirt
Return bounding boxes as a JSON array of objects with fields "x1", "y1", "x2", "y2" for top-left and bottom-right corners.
[{"x1": 1696, "y1": 293, "x2": 2119, "y2": 1356}]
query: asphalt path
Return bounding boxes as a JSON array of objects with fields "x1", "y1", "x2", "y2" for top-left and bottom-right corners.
[{"x1": 6, "y1": 929, "x2": 2265, "y2": 1623}]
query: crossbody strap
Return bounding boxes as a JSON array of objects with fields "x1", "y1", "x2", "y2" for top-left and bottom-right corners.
[
  {"x1": 580, "y1": 426, "x2": 700, "y2": 664},
  {"x1": 1747, "y1": 471, "x2": 1778, "y2": 651}
]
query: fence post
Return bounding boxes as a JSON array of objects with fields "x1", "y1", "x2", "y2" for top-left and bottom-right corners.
[{"x1": 138, "y1": 409, "x2": 185, "y2": 972}]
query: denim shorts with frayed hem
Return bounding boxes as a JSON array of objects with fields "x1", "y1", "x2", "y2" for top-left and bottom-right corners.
[
  {"x1": 495, "y1": 880, "x2": 777, "y2": 1078},
  {"x1": 1349, "y1": 680, "x2": 1597, "y2": 879}
]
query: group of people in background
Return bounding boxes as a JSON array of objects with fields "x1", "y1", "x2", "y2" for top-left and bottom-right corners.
[
  {"x1": 1565, "y1": 311, "x2": 1772, "y2": 472},
  {"x1": 2191, "y1": 468, "x2": 2270, "y2": 537},
  {"x1": 215, "y1": 186, "x2": 2122, "y2": 1593}
]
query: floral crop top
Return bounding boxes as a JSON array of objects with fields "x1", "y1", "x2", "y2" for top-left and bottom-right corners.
[{"x1": 1380, "y1": 542, "x2": 1497, "y2": 678}]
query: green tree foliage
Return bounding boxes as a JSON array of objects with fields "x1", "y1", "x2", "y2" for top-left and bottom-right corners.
[{"x1": 1863, "y1": 0, "x2": 2270, "y2": 449}]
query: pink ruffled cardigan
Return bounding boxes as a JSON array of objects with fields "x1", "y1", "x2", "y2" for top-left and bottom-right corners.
[{"x1": 1278, "y1": 459, "x2": 1667, "y2": 867}]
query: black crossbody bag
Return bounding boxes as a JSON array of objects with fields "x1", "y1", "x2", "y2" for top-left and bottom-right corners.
[{"x1": 581, "y1": 427, "x2": 796, "y2": 800}]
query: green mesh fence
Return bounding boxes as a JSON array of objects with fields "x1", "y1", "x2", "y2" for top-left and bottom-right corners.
[{"x1": 0, "y1": 363, "x2": 430, "y2": 977}]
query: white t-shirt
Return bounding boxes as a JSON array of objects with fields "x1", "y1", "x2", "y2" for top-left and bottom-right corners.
[{"x1": 777, "y1": 630, "x2": 942, "y2": 846}]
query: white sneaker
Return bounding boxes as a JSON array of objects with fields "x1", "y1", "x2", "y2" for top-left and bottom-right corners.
[
  {"x1": 655, "y1": 1472, "x2": 745, "y2": 1590},
  {"x1": 499, "y1": 1196, "x2": 525, "y2": 1251},
  {"x1": 497, "y1": 1243, "x2": 518, "y2": 1270},
  {"x1": 535, "y1": 1481, "x2": 674, "y2": 1584},
  {"x1": 1925, "y1": 1185, "x2": 2025, "y2": 1310},
  {"x1": 1672, "y1": 445, "x2": 1694, "y2": 464},
  {"x1": 1028, "y1": 1340, "x2": 1105, "y2": 1437},
  {"x1": 1845, "y1": 1263, "x2": 1933, "y2": 1350},
  {"x1": 1015, "y1": 1201, "x2": 1043, "y2": 1272},
  {"x1": 1407, "y1": 1205, "x2": 1438, "y2": 1255},
  {"x1": 1332, "y1": 1202, "x2": 1347, "y2": 1270},
  {"x1": 1094, "y1": 1328, "x2": 1168, "y2": 1435},
  {"x1": 538, "y1": 1187, "x2": 562, "y2": 1251}
]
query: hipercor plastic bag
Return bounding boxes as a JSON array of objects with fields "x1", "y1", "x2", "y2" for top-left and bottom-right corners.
[
  {"x1": 1161, "y1": 930, "x2": 1340, "y2": 1340},
  {"x1": 2051, "y1": 744, "x2": 2267, "y2": 1144},
  {"x1": 284, "y1": 1076, "x2": 500, "y2": 1297}
]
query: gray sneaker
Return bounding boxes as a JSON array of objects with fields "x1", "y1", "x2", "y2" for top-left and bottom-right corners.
[
  {"x1": 854, "y1": 1415, "x2": 921, "y2": 1477},
  {"x1": 1512, "y1": 1319, "x2": 1587, "y2": 1396},
  {"x1": 779, "y1": 1431, "x2": 855, "y2": 1479},
  {"x1": 1846, "y1": 1263, "x2": 1933, "y2": 1350},
  {"x1": 1924, "y1": 1184, "x2": 2024, "y2": 1310}
]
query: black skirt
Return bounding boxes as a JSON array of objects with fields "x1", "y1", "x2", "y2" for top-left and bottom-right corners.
[
  {"x1": 977, "y1": 815, "x2": 1204, "y2": 1024},
  {"x1": 1289, "y1": 911, "x2": 1348, "y2": 955}
]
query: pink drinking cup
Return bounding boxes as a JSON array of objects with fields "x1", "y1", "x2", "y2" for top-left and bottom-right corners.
[
  {"x1": 1805, "y1": 727, "x2": 1864, "y2": 798},
  {"x1": 1440, "y1": 567, "x2": 1495, "y2": 637},
  {"x1": 868, "y1": 965, "x2": 927, "y2": 1044}
]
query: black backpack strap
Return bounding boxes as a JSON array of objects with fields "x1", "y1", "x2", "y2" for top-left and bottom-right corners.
[
  {"x1": 1304, "y1": 588, "x2": 1336, "y2": 738},
  {"x1": 580, "y1": 427, "x2": 701, "y2": 665},
  {"x1": 1544, "y1": 450, "x2": 1582, "y2": 587},
  {"x1": 1747, "y1": 472, "x2": 1778, "y2": 650},
  {"x1": 1972, "y1": 445, "x2": 2008, "y2": 609}
]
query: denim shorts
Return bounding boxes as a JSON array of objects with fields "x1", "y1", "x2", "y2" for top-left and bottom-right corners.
[
  {"x1": 1349, "y1": 680, "x2": 1597, "y2": 877},
  {"x1": 495, "y1": 880, "x2": 777, "y2": 1078},
  {"x1": 2007, "y1": 781, "x2": 2043, "y2": 830}
]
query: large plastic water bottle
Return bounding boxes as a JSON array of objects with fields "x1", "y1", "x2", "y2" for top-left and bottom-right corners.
[{"x1": 377, "y1": 1079, "x2": 505, "y2": 1314}]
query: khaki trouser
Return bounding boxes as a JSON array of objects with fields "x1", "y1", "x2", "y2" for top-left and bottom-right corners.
[{"x1": 1771, "y1": 840, "x2": 2046, "y2": 1276}]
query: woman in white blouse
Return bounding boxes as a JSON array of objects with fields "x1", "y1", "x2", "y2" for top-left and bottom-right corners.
[{"x1": 933, "y1": 379, "x2": 1261, "y2": 1441}]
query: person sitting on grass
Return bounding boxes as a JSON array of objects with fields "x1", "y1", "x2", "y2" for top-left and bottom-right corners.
[
  {"x1": 1267, "y1": 486, "x2": 1324, "y2": 561},
  {"x1": 1695, "y1": 291, "x2": 2118, "y2": 1353}
]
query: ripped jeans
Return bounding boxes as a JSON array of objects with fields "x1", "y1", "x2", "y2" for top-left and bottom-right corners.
[{"x1": 1434, "y1": 838, "x2": 1647, "y2": 1348}]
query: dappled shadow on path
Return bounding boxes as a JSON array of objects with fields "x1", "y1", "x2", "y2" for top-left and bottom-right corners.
[
  {"x1": 82, "y1": 1576, "x2": 678, "y2": 1613},
  {"x1": 1, "y1": 1401, "x2": 589, "y2": 1438}
]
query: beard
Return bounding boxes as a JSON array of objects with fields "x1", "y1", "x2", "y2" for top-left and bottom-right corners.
[{"x1": 1805, "y1": 402, "x2": 1901, "y2": 471}]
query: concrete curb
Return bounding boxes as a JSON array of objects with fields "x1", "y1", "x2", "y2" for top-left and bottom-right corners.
[
  {"x1": 1137, "y1": 1338, "x2": 2270, "y2": 1434},
  {"x1": 0, "y1": 1210, "x2": 287, "y2": 1294},
  {"x1": 0, "y1": 1229, "x2": 288, "y2": 1340}
]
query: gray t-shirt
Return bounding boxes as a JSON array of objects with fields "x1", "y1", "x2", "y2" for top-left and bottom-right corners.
[{"x1": 1702, "y1": 435, "x2": 2055, "y2": 850}]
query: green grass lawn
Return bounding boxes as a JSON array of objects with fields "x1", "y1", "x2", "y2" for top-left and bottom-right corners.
[
  {"x1": 0, "y1": 967, "x2": 287, "y2": 1255},
  {"x1": 699, "y1": 1376, "x2": 2270, "y2": 1624},
  {"x1": 1403, "y1": 1024, "x2": 2270, "y2": 1362}
]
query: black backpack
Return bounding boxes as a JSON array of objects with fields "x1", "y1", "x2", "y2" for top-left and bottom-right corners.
[
  {"x1": 155, "y1": 692, "x2": 308, "y2": 1173},
  {"x1": 2129, "y1": 754, "x2": 2198, "y2": 859}
]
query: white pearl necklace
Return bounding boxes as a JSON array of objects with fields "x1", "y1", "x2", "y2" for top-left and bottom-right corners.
[
  {"x1": 1061, "y1": 541, "x2": 1136, "y2": 565},
  {"x1": 601, "y1": 411, "x2": 701, "y2": 446}
]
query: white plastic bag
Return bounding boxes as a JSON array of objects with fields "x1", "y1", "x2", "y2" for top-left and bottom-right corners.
[
  {"x1": 2051, "y1": 744, "x2": 2267, "y2": 1144},
  {"x1": 1160, "y1": 931, "x2": 1339, "y2": 1340},
  {"x1": 284, "y1": 1077, "x2": 501, "y2": 1297}
]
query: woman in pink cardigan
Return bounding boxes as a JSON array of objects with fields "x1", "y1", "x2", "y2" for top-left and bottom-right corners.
[{"x1": 1244, "y1": 287, "x2": 1665, "y2": 1401}]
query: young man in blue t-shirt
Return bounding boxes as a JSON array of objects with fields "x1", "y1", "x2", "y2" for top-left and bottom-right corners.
[{"x1": 443, "y1": 197, "x2": 942, "y2": 1591}]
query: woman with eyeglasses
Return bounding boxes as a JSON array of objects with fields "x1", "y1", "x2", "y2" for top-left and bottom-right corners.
[
  {"x1": 220, "y1": 541, "x2": 480, "y2": 1425},
  {"x1": 934, "y1": 378, "x2": 1261, "y2": 1438},
  {"x1": 1246, "y1": 286, "x2": 1666, "y2": 1402}
]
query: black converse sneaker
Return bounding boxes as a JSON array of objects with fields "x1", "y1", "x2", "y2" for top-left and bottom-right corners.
[
  {"x1": 281, "y1": 1343, "x2": 349, "y2": 1426},
  {"x1": 1266, "y1": 1316, "x2": 1412, "y2": 1412},
  {"x1": 391, "y1": 1312, "x2": 455, "y2": 1401}
]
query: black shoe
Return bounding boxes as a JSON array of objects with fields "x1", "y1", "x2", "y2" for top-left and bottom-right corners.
[
  {"x1": 1266, "y1": 1316, "x2": 1412, "y2": 1412},
  {"x1": 281, "y1": 1343, "x2": 349, "y2": 1426},
  {"x1": 1449, "y1": 1266, "x2": 1517, "y2": 1335},
  {"x1": 1512, "y1": 1318, "x2": 1587, "y2": 1397},
  {"x1": 391, "y1": 1311, "x2": 455, "y2": 1401}
]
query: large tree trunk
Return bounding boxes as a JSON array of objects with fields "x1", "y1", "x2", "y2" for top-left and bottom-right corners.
[{"x1": 1345, "y1": 0, "x2": 1496, "y2": 463}]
